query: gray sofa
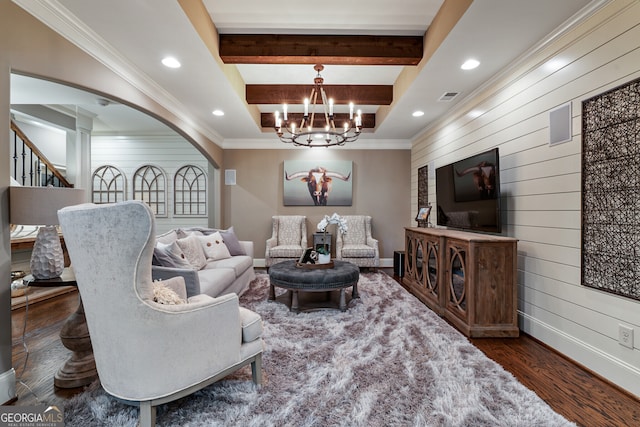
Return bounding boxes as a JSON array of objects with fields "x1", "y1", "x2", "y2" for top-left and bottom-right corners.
[{"x1": 151, "y1": 227, "x2": 255, "y2": 298}]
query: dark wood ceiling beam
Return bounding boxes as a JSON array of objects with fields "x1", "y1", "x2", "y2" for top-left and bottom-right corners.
[
  {"x1": 220, "y1": 34, "x2": 423, "y2": 65},
  {"x1": 261, "y1": 112, "x2": 375, "y2": 129},
  {"x1": 246, "y1": 84, "x2": 392, "y2": 105}
]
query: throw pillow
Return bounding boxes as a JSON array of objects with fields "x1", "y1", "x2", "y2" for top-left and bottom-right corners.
[
  {"x1": 220, "y1": 226, "x2": 246, "y2": 256},
  {"x1": 176, "y1": 233, "x2": 208, "y2": 270},
  {"x1": 154, "y1": 241, "x2": 192, "y2": 269},
  {"x1": 152, "y1": 281, "x2": 186, "y2": 305},
  {"x1": 156, "y1": 229, "x2": 178, "y2": 245},
  {"x1": 197, "y1": 231, "x2": 232, "y2": 260}
]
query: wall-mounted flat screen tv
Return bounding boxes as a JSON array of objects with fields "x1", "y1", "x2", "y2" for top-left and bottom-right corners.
[{"x1": 435, "y1": 148, "x2": 501, "y2": 233}]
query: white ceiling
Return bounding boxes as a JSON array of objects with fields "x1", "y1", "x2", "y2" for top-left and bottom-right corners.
[{"x1": 11, "y1": 0, "x2": 597, "y2": 148}]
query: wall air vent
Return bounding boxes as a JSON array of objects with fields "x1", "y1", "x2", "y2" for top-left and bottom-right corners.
[{"x1": 438, "y1": 92, "x2": 459, "y2": 102}]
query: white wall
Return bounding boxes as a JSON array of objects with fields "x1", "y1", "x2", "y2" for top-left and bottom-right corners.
[
  {"x1": 13, "y1": 120, "x2": 67, "y2": 167},
  {"x1": 91, "y1": 135, "x2": 210, "y2": 234},
  {"x1": 10, "y1": 118, "x2": 68, "y2": 185},
  {"x1": 411, "y1": 0, "x2": 640, "y2": 396}
]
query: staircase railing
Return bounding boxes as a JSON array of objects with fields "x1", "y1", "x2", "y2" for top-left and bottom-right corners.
[{"x1": 10, "y1": 120, "x2": 73, "y2": 188}]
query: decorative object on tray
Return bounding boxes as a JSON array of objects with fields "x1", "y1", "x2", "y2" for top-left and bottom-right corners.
[
  {"x1": 296, "y1": 248, "x2": 334, "y2": 269},
  {"x1": 298, "y1": 247, "x2": 317, "y2": 264},
  {"x1": 415, "y1": 204, "x2": 432, "y2": 227},
  {"x1": 316, "y1": 213, "x2": 348, "y2": 263}
]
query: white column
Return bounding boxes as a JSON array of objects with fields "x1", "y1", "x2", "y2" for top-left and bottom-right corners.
[{"x1": 67, "y1": 109, "x2": 93, "y2": 198}]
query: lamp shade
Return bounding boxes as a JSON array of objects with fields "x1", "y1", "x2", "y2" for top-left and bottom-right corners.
[{"x1": 10, "y1": 186, "x2": 86, "y2": 225}]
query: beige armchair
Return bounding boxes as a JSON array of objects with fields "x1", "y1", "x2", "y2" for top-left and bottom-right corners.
[
  {"x1": 58, "y1": 201, "x2": 263, "y2": 427},
  {"x1": 265, "y1": 215, "x2": 307, "y2": 267},
  {"x1": 335, "y1": 215, "x2": 380, "y2": 268}
]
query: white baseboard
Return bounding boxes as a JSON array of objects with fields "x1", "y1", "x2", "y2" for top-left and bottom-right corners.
[
  {"x1": 379, "y1": 258, "x2": 393, "y2": 267},
  {"x1": 254, "y1": 258, "x2": 393, "y2": 268},
  {"x1": 519, "y1": 312, "x2": 640, "y2": 397},
  {"x1": 0, "y1": 368, "x2": 16, "y2": 405}
]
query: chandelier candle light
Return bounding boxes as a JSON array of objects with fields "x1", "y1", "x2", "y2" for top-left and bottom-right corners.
[
  {"x1": 274, "y1": 64, "x2": 363, "y2": 147},
  {"x1": 317, "y1": 213, "x2": 348, "y2": 264}
]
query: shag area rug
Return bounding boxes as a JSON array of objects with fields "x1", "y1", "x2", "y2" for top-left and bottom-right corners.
[{"x1": 64, "y1": 271, "x2": 575, "y2": 426}]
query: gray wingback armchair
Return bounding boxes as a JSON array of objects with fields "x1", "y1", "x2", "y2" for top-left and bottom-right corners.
[
  {"x1": 58, "y1": 201, "x2": 263, "y2": 427},
  {"x1": 335, "y1": 215, "x2": 380, "y2": 268},
  {"x1": 265, "y1": 215, "x2": 307, "y2": 267}
]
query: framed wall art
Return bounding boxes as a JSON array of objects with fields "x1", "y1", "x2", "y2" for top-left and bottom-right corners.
[
  {"x1": 283, "y1": 160, "x2": 353, "y2": 206},
  {"x1": 582, "y1": 76, "x2": 640, "y2": 301}
]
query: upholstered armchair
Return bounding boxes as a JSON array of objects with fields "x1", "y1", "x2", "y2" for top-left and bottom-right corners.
[
  {"x1": 58, "y1": 201, "x2": 263, "y2": 427},
  {"x1": 335, "y1": 215, "x2": 380, "y2": 268},
  {"x1": 265, "y1": 215, "x2": 307, "y2": 267}
]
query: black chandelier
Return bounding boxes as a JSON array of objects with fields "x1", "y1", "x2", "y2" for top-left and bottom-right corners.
[{"x1": 274, "y1": 64, "x2": 362, "y2": 147}]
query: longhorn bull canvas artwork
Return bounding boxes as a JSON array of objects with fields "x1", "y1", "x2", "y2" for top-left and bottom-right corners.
[{"x1": 284, "y1": 160, "x2": 353, "y2": 206}]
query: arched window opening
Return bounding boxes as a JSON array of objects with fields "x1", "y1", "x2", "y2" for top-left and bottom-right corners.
[
  {"x1": 92, "y1": 165, "x2": 126, "y2": 204},
  {"x1": 174, "y1": 165, "x2": 206, "y2": 216},
  {"x1": 133, "y1": 165, "x2": 167, "y2": 217}
]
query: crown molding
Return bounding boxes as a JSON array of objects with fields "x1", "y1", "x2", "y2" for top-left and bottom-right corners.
[{"x1": 12, "y1": 0, "x2": 224, "y2": 146}]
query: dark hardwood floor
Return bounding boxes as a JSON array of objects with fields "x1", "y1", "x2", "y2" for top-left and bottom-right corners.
[{"x1": 8, "y1": 269, "x2": 640, "y2": 427}]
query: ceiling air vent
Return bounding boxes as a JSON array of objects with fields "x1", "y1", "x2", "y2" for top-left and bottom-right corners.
[{"x1": 438, "y1": 92, "x2": 459, "y2": 102}]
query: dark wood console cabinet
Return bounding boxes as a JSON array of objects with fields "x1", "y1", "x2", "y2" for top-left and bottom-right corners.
[{"x1": 404, "y1": 227, "x2": 519, "y2": 338}]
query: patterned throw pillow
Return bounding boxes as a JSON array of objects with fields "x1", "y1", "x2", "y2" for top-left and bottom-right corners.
[
  {"x1": 197, "y1": 231, "x2": 232, "y2": 260},
  {"x1": 153, "y1": 241, "x2": 192, "y2": 269},
  {"x1": 176, "y1": 234, "x2": 207, "y2": 270}
]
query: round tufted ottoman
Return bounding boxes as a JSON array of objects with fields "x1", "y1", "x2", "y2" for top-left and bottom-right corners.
[{"x1": 268, "y1": 260, "x2": 360, "y2": 312}]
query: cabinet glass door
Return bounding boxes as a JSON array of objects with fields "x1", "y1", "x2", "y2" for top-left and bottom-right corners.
[
  {"x1": 426, "y1": 243, "x2": 438, "y2": 297},
  {"x1": 448, "y1": 246, "x2": 467, "y2": 311},
  {"x1": 415, "y1": 238, "x2": 425, "y2": 285}
]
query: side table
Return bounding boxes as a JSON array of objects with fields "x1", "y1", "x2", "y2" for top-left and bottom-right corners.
[
  {"x1": 313, "y1": 232, "x2": 332, "y2": 255},
  {"x1": 23, "y1": 268, "x2": 98, "y2": 388}
]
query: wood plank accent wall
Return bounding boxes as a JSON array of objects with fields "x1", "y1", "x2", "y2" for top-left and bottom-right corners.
[
  {"x1": 410, "y1": 0, "x2": 640, "y2": 397},
  {"x1": 91, "y1": 135, "x2": 209, "y2": 234}
]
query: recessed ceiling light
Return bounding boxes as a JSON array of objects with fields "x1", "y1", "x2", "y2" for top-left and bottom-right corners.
[
  {"x1": 412, "y1": 111, "x2": 425, "y2": 117},
  {"x1": 461, "y1": 59, "x2": 480, "y2": 70},
  {"x1": 212, "y1": 110, "x2": 224, "y2": 116},
  {"x1": 161, "y1": 57, "x2": 181, "y2": 68}
]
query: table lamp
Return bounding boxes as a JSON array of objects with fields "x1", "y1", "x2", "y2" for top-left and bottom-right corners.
[{"x1": 10, "y1": 186, "x2": 86, "y2": 279}]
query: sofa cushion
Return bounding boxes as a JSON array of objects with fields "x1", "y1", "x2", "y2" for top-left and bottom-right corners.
[
  {"x1": 156, "y1": 229, "x2": 178, "y2": 245},
  {"x1": 341, "y1": 244, "x2": 376, "y2": 258},
  {"x1": 220, "y1": 226, "x2": 246, "y2": 256},
  {"x1": 198, "y1": 231, "x2": 232, "y2": 261},
  {"x1": 344, "y1": 216, "x2": 366, "y2": 245},
  {"x1": 179, "y1": 226, "x2": 217, "y2": 236},
  {"x1": 203, "y1": 255, "x2": 253, "y2": 277},
  {"x1": 269, "y1": 245, "x2": 305, "y2": 258},
  {"x1": 154, "y1": 241, "x2": 192, "y2": 269},
  {"x1": 176, "y1": 234, "x2": 207, "y2": 270},
  {"x1": 277, "y1": 218, "x2": 302, "y2": 246},
  {"x1": 239, "y1": 307, "x2": 262, "y2": 343},
  {"x1": 196, "y1": 268, "x2": 236, "y2": 296}
]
